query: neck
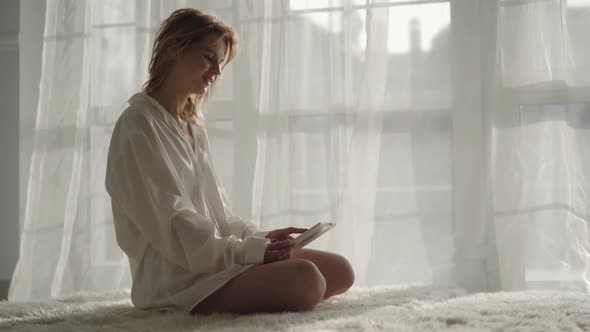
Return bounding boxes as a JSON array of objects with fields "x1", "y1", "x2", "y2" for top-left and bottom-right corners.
[{"x1": 148, "y1": 80, "x2": 191, "y2": 123}]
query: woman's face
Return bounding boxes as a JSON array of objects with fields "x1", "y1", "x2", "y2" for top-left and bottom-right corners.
[{"x1": 173, "y1": 35, "x2": 227, "y2": 95}]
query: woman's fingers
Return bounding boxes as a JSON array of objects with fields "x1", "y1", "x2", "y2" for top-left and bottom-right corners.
[
  {"x1": 275, "y1": 234, "x2": 296, "y2": 242},
  {"x1": 271, "y1": 227, "x2": 307, "y2": 238},
  {"x1": 286, "y1": 227, "x2": 307, "y2": 234},
  {"x1": 280, "y1": 227, "x2": 306, "y2": 236},
  {"x1": 264, "y1": 240, "x2": 296, "y2": 263},
  {"x1": 265, "y1": 227, "x2": 308, "y2": 257},
  {"x1": 278, "y1": 246, "x2": 295, "y2": 260},
  {"x1": 267, "y1": 239, "x2": 294, "y2": 250},
  {"x1": 265, "y1": 250, "x2": 285, "y2": 263},
  {"x1": 264, "y1": 251, "x2": 280, "y2": 264}
]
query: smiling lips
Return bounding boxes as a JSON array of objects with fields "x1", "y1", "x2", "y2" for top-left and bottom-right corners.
[{"x1": 203, "y1": 76, "x2": 215, "y2": 86}]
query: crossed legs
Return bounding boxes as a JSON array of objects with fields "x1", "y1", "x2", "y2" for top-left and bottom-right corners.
[{"x1": 191, "y1": 249, "x2": 354, "y2": 315}]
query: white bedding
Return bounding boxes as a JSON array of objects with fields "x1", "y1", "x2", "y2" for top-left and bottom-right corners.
[{"x1": 1, "y1": 286, "x2": 588, "y2": 331}]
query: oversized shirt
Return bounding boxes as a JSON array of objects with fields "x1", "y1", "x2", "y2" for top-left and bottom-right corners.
[{"x1": 105, "y1": 93, "x2": 269, "y2": 312}]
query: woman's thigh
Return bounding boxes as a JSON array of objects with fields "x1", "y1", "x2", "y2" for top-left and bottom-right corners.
[
  {"x1": 191, "y1": 258, "x2": 326, "y2": 315},
  {"x1": 291, "y1": 249, "x2": 355, "y2": 298}
]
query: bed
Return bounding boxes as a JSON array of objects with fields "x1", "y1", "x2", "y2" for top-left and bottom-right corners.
[{"x1": 1, "y1": 285, "x2": 588, "y2": 331}]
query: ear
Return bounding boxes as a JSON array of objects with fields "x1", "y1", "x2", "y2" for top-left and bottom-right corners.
[{"x1": 166, "y1": 42, "x2": 182, "y2": 61}]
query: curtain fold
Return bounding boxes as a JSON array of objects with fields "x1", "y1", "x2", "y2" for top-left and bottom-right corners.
[
  {"x1": 11, "y1": 0, "x2": 94, "y2": 300},
  {"x1": 490, "y1": 0, "x2": 590, "y2": 291},
  {"x1": 11, "y1": 0, "x2": 590, "y2": 300}
]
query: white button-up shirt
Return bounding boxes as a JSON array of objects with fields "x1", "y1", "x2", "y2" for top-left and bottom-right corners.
[{"x1": 105, "y1": 93, "x2": 269, "y2": 312}]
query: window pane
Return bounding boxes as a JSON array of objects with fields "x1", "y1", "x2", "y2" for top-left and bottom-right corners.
[
  {"x1": 281, "y1": 3, "x2": 452, "y2": 112},
  {"x1": 93, "y1": 0, "x2": 135, "y2": 25},
  {"x1": 517, "y1": 103, "x2": 590, "y2": 290},
  {"x1": 211, "y1": 11, "x2": 235, "y2": 101},
  {"x1": 186, "y1": 0, "x2": 233, "y2": 10},
  {"x1": 567, "y1": 1, "x2": 590, "y2": 75},
  {"x1": 91, "y1": 28, "x2": 138, "y2": 109},
  {"x1": 377, "y1": 113, "x2": 452, "y2": 187},
  {"x1": 371, "y1": 111, "x2": 453, "y2": 284},
  {"x1": 90, "y1": 126, "x2": 119, "y2": 266},
  {"x1": 384, "y1": 2, "x2": 451, "y2": 110},
  {"x1": 290, "y1": 0, "x2": 344, "y2": 10},
  {"x1": 289, "y1": 114, "x2": 345, "y2": 192}
]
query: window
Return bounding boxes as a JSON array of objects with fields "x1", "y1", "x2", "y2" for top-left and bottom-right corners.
[
  {"x1": 281, "y1": 0, "x2": 453, "y2": 284},
  {"x1": 519, "y1": 103, "x2": 590, "y2": 291},
  {"x1": 89, "y1": 1, "x2": 140, "y2": 266}
]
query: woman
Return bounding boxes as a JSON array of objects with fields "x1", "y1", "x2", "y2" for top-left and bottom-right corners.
[{"x1": 105, "y1": 8, "x2": 354, "y2": 315}]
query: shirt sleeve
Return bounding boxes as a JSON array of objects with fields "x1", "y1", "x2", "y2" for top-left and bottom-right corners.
[
  {"x1": 105, "y1": 120, "x2": 268, "y2": 273},
  {"x1": 226, "y1": 214, "x2": 270, "y2": 239},
  {"x1": 199, "y1": 125, "x2": 269, "y2": 240},
  {"x1": 216, "y1": 171, "x2": 268, "y2": 239}
]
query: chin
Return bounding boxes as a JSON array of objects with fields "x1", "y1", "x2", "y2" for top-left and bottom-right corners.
[
  {"x1": 200, "y1": 81, "x2": 211, "y2": 92},
  {"x1": 190, "y1": 86, "x2": 207, "y2": 96}
]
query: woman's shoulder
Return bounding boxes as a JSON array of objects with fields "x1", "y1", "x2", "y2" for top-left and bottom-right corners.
[
  {"x1": 122, "y1": 93, "x2": 164, "y2": 124},
  {"x1": 123, "y1": 93, "x2": 157, "y2": 119},
  {"x1": 111, "y1": 94, "x2": 160, "y2": 141}
]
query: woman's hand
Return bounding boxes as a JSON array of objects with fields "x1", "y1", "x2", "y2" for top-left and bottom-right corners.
[
  {"x1": 265, "y1": 227, "x2": 307, "y2": 243},
  {"x1": 262, "y1": 227, "x2": 307, "y2": 263},
  {"x1": 263, "y1": 239, "x2": 296, "y2": 264}
]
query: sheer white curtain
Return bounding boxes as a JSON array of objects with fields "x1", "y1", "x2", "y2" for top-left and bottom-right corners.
[
  {"x1": 489, "y1": 0, "x2": 590, "y2": 291},
  {"x1": 11, "y1": 0, "x2": 590, "y2": 300}
]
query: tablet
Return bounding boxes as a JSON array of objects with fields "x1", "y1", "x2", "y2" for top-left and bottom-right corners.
[{"x1": 293, "y1": 222, "x2": 336, "y2": 249}]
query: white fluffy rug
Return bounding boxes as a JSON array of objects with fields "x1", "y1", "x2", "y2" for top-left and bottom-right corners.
[{"x1": 1, "y1": 286, "x2": 589, "y2": 331}]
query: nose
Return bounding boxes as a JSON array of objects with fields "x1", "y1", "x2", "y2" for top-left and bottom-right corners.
[{"x1": 211, "y1": 62, "x2": 221, "y2": 76}]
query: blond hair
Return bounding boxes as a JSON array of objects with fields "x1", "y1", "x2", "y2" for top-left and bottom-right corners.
[{"x1": 142, "y1": 8, "x2": 239, "y2": 123}]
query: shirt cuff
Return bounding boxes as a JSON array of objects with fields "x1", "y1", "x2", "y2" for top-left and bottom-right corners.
[
  {"x1": 243, "y1": 227, "x2": 270, "y2": 239},
  {"x1": 241, "y1": 236, "x2": 269, "y2": 264},
  {"x1": 252, "y1": 230, "x2": 269, "y2": 238}
]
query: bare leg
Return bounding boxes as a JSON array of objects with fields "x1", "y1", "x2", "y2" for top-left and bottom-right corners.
[
  {"x1": 291, "y1": 249, "x2": 355, "y2": 299},
  {"x1": 191, "y1": 259, "x2": 326, "y2": 315}
]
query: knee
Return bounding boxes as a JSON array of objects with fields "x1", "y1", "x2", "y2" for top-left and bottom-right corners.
[
  {"x1": 337, "y1": 255, "x2": 355, "y2": 291},
  {"x1": 290, "y1": 259, "x2": 326, "y2": 311},
  {"x1": 323, "y1": 255, "x2": 354, "y2": 300}
]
